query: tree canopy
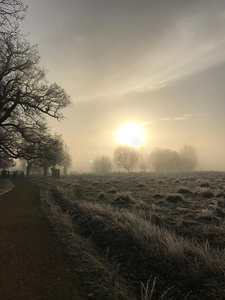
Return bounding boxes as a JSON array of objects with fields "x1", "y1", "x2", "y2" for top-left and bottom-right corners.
[
  {"x1": 0, "y1": 0, "x2": 71, "y2": 163},
  {"x1": 0, "y1": 0, "x2": 27, "y2": 33}
]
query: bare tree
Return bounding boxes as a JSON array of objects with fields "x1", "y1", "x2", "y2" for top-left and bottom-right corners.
[
  {"x1": 92, "y1": 155, "x2": 113, "y2": 173},
  {"x1": 0, "y1": 152, "x2": 15, "y2": 169},
  {"x1": 149, "y1": 148, "x2": 164, "y2": 172},
  {"x1": 0, "y1": 25, "x2": 71, "y2": 157},
  {"x1": 0, "y1": 33, "x2": 71, "y2": 124},
  {"x1": 179, "y1": 145, "x2": 198, "y2": 171},
  {"x1": 0, "y1": 0, "x2": 27, "y2": 33},
  {"x1": 114, "y1": 145, "x2": 139, "y2": 172},
  {"x1": 149, "y1": 148, "x2": 180, "y2": 172}
]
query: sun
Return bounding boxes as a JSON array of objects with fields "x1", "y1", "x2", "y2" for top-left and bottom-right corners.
[{"x1": 117, "y1": 124, "x2": 145, "y2": 148}]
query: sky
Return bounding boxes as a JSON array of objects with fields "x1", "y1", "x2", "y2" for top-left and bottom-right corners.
[{"x1": 20, "y1": 0, "x2": 225, "y2": 172}]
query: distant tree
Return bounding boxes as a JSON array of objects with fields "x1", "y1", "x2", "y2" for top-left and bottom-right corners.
[
  {"x1": 149, "y1": 148, "x2": 164, "y2": 172},
  {"x1": 139, "y1": 152, "x2": 149, "y2": 172},
  {"x1": 36, "y1": 134, "x2": 65, "y2": 176},
  {"x1": 114, "y1": 145, "x2": 139, "y2": 172},
  {"x1": 0, "y1": 152, "x2": 15, "y2": 169},
  {"x1": 62, "y1": 146, "x2": 72, "y2": 175},
  {"x1": 149, "y1": 148, "x2": 180, "y2": 172},
  {"x1": 179, "y1": 145, "x2": 198, "y2": 171},
  {"x1": 19, "y1": 133, "x2": 67, "y2": 176},
  {"x1": 92, "y1": 155, "x2": 113, "y2": 173}
]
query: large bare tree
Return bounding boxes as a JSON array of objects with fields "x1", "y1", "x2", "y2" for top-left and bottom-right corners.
[
  {"x1": 0, "y1": 1, "x2": 71, "y2": 158},
  {"x1": 0, "y1": 0, "x2": 27, "y2": 33}
]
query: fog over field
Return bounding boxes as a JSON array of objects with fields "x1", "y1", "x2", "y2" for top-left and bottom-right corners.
[{"x1": 20, "y1": 0, "x2": 225, "y2": 172}]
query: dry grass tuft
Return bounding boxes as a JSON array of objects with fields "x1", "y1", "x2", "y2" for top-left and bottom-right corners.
[
  {"x1": 166, "y1": 193, "x2": 185, "y2": 203},
  {"x1": 177, "y1": 186, "x2": 192, "y2": 194}
]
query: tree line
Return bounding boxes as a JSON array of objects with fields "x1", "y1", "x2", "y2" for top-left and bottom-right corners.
[
  {"x1": 0, "y1": 0, "x2": 72, "y2": 175},
  {"x1": 92, "y1": 145, "x2": 198, "y2": 173}
]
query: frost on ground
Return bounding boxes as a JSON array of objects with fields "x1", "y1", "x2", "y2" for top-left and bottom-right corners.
[{"x1": 37, "y1": 171, "x2": 225, "y2": 300}]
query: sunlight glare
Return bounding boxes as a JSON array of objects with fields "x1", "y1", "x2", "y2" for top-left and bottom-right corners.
[{"x1": 117, "y1": 124, "x2": 145, "y2": 147}]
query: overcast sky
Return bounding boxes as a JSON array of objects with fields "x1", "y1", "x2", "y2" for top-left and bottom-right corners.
[{"x1": 20, "y1": 0, "x2": 225, "y2": 171}]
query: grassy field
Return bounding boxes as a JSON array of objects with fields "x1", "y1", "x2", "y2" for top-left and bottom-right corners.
[{"x1": 37, "y1": 171, "x2": 225, "y2": 300}]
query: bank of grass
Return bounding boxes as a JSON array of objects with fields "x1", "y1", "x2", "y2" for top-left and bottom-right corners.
[
  {"x1": 0, "y1": 179, "x2": 14, "y2": 195},
  {"x1": 49, "y1": 185, "x2": 225, "y2": 300},
  {"x1": 38, "y1": 183, "x2": 136, "y2": 300}
]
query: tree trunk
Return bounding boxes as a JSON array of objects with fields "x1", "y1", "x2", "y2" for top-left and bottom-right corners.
[
  {"x1": 26, "y1": 164, "x2": 31, "y2": 177},
  {"x1": 44, "y1": 166, "x2": 48, "y2": 176}
]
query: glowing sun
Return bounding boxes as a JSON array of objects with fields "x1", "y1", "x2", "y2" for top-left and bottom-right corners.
[{"x1": 117, "y1": 124, "x2": 145, "y2": 147}]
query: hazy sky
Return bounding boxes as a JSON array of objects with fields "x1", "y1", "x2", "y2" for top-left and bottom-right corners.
[{"x1": 20, "y1": 0, "x2": 225, "y2": 171}]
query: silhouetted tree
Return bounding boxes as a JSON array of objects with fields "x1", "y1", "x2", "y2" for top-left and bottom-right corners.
[
  {"x1": 62, "y1": 146, "x2": 72, "y2": 175},
  {"x1": 34, "y1": 134, "x2": 65, "y2": 176},
  {"x1": 0, "y1": 152, "x2": 15, "y2": 169},
  {"x1": 92, "y1": 155, "x2": 113, "y2": 173},
  {"x1": 0, "y1": 3, "x2": 71, "y2": 158},
  {"x1": 0, "y1": 0, "x2": 27, "y2": 33},
  {"x1": 114, "y1": 145, "x2": 139, "y2": 172}
]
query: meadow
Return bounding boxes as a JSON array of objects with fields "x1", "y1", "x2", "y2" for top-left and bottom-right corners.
[{"x1": 37, "y1": 171, "x2": 225, "y2": 300}]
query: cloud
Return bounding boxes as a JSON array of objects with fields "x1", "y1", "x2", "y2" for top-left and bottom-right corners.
[
  {"x1": 140, "y1": 113, "x2": 205, "y2": 126},
  {"x1": 22, "y1": 0, "x2": 225, "y2": 101}
]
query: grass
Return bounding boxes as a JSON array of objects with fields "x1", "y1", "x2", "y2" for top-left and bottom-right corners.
[
  {"x1": 165, "y1": 193, "x2": 185, "y2": 203},
  {"x1": 36, "y1": 171, "x2": 225, "y2": 300}
]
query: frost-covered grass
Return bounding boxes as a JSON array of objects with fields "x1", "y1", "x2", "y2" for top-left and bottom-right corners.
[{"x1": 38, "y1": 171, "x2": 225, "y2": 300}]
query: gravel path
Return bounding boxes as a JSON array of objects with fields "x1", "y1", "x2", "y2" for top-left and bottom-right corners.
[{"x1": 0, "y1": 180, "x2": 86, "y2": 300}]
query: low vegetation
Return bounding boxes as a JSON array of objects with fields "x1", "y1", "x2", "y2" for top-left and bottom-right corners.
[{"x1": 37, "y1": 171, "x2": 225, "y2": 300}]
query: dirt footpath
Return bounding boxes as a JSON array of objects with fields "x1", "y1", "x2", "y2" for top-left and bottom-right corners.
[{"x1": 0, "y1": 180, "x2": 87, "y2": 300}]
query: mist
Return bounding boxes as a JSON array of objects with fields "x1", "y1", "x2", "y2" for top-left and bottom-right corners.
[{"x1": 19, "y1": 0, "x2": 225, "y2": 172}]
